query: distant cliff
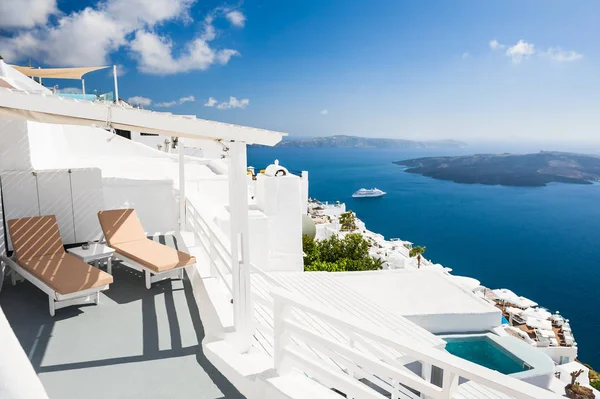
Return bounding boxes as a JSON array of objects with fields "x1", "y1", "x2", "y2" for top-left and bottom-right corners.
[
  {"x1": 277, "y1": 135, "x2": 467, "y2": 149},
  {"x1": 394, "y1": 151, "x2": 600, "y2": 187}
]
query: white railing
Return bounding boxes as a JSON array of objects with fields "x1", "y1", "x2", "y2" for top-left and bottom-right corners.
[
  {"x1": 185, "y1": 200, "x2": 284, "y2": 341},
  {"x1": 272, "y1": 289, "x2": 559, "y2": 399},
  {"x1": 186, "y1": 201, "x2": 234, "y2": 296}
]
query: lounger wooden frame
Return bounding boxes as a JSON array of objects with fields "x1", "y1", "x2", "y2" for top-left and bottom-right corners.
[{"x1": 1, "y1": 255, "x2": 109, "y2": 316}]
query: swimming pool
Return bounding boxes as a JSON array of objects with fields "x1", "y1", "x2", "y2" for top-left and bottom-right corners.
[{"x1": 444, "y1": 335, "x2": 527, "y2": 375}]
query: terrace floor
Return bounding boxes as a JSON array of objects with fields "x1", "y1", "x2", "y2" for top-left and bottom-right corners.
[{"x1": 0, "y1": 253, "x2": 244, "y2": 399}]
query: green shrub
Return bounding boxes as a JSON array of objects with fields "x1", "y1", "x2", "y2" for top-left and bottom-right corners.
[
  {"x1": 339, "y1": 211, "x2": 357, "y2": 231},
  {"x1": 302, "y1": 234, "x2": 384, "y2": 272}
]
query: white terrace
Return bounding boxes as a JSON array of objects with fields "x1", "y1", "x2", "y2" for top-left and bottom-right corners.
[{"x1": 0, "y1": 62, "x2": 560, "y2": 399}]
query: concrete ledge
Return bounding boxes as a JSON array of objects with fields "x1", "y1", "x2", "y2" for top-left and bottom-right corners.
[
  {"x1": 204, "y1": 340, "x2": 274, "y2": 398},
  {"x1": 262, "y1": 373, "x2": 344, "y2": 399}
]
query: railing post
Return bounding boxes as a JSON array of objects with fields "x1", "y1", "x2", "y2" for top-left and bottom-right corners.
[
  {"x1": 441, "y1": 369, "x2": 458, "y2": 399},
  {"x1": 273, "y1": 297, "x2": 292, "y2": 375},
  {"x1": 228, "y1": 141, "x2": 253, "y2": 347},
  {"x1": 209, "y1": 230, "x2": 217, "y2": 278},
  {"x1": 178, "y1": 137, "x2": 186, "y2": 231},
  {"x1": 348, "y1": 332, "x2": 357, "y2": 399}
]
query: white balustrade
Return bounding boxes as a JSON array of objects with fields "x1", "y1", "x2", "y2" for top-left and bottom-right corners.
[{"x1": 271, "y1": 289, "x2": 559, "y2": 399}]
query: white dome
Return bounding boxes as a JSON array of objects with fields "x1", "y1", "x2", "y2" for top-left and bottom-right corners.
[{"x1": 264, "y1": 159, "x2": 289, "y2": 177}]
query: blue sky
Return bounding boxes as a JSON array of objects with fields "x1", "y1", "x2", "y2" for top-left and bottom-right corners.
[{"x1": 1, "y1": 1, "x2": 599, "y2": 143}]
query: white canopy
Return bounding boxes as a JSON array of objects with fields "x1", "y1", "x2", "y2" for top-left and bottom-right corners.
[
  {"x1": 522, "y1": 307, "x2": 552, "y2": 321},
  {"x1": 526, "y1": 317, "x2": 553, "y2": 331},
  {"x1": 10, "y1": 65, "x2": 110, "y2": 80},
  {"x1": 505, "y1": 306, "x2": 523, "y2": 316},
  {"x1": 491, "y1": 288, "x2": 538, "y2": 309}
]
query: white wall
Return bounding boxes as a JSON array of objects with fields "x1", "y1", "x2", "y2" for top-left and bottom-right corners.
[
  {"x1": 254, "y1": 173, "x2": 303, "y2": 272},
  {"x1": 405, "y1": 312, "x2": 501, "y2": 335},
  {"x1": 537, "y1": 346, "x2": 579, "y2": 366},
  {"x1": 0, "y1": 119, "x2": 32, "y2": 171},
  {"x1": 130, "y1": 132, "x2": 226, "y2": 159},
  {"x1": 103, "y1": 178, "x2": 179, "y2": 234}
]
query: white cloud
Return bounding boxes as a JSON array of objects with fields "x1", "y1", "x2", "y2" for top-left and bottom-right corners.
[
  {"x1": 0, "y1": 0, "x2": 58, "y2": 29},
  {"x1": 204, "y1": 97, "x2": 218, "y2": 107},
  {"x1": 320, "y1": 109, "x2": 328, "y2": 115},
  {"x1": 154, "y1": 100, "x2": 178, "y2": 108},
  {"x1": 205, "y1": 96, "x2": 249, "y2": 110},
  {"x1": 489, "y1": 39, "x2": 504, "y2": 50},
  {"x1": 155, "y1": 95, "x2": 196, "y2": 107},
  {"x1": 505, "y1": 40, "x2": 536, "y2": 64},
  {"x1": 127, "y1": 96, "x2": 152, "y2": 107},
  {"x1": 543, "y1": 47, "x2": 583, "y2": 63},
  {"x1": 129, "y1": 29, "x2": 239, "y2": 75},
  {"x1": 225, "y1": 10, "x2": 246, "y2": 27},
  {"x1": 0, "y1": 0, "x2": 242, "y2": 75},
  {"x1": 461, "y1": 52, "x2": 470, "y2": 59},
  {"x1": 491, "y1": 39, "x2": 583, "y2": 65},
  {"x1": 179, "y1": 95, "x2": 195, "y2": 103}
]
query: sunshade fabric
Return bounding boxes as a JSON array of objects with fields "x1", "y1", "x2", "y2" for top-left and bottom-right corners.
[{"x1": 11, "y1": 65, "x2": 109, "y2": 80}]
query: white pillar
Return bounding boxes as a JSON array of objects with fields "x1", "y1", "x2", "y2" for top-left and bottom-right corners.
[
  {"x1": 113, "y1": 65, "x2": 119, "y2": 102},
  {"x1": 178, "y1": 139, "x2": 186, "y2": 231},
  {"x1": 81, "y1": 79, "x2": 86, "y2": 98},
  {"x1": 421, "y1": 363, "x2": 432, "y2": 398},
  {"x1": 228, "y1": 141, "x2": 253, "y2": 345}
]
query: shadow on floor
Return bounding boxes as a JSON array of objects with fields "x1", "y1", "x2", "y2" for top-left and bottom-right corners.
[{"x1": 0, "y1": 251, "x2": 244, "y2": 399}]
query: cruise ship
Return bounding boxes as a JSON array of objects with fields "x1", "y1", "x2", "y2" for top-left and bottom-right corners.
[
  {"x1": 352, "y1": 188, "x2": 386, "y2": 198},
  {"x1": 0, "y1": 60, "x2": 594, "y2": 399}
]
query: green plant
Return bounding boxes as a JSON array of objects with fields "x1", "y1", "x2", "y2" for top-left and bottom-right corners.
[
  {"x1": 409, "y1": 245, "x2": 427, "y2": 268},
  {"x1": 339, "y1": 211, "x2": 357, "y2": 231},
  {"x1": 591, "y1": 380, "x2": 600, "y2": 391},
  {"x1": 302, "y1": 234, "x2": 384, "y2": 272},
  {"x1": 571, "y1": 370, "x2": 584, "y2": 386}
]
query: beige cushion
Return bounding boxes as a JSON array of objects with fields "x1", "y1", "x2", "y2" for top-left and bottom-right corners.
[
  {"x1": 21, "y1": 253, "x2": 113, "y2": 295},
  {"x1": 97, "y1": 209, "x2": 147, "y2": 246},
  {"x1": 112, "y1": 239, "x2": 196, "y2": 273},
  {"x1": 8, "y1": 215, "x2": 65, "y2": 263}
]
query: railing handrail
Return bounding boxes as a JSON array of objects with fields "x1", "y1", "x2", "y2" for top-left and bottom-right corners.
[{"x1": 272, "y1": 288, "x2": 559, "y2": 399}]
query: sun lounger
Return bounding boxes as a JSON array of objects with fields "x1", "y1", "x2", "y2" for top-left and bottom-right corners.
[
  {"x1": 2, "y1": 215, "x2": 113, "y2": 316},
  {"x1": 97, "y1": 209, "x2": 195, "y2": 289}
]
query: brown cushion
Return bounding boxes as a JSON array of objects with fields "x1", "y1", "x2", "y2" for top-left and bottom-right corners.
[
  {"x1": 8, "y1": 216, "x2": 65, "y2": 263},
  {"x1": 97, "y1": 209, "x2": 147, "y2": 246},
  {"x1": 20, "y1": 253, "x2": 113, "y2": 295},
  {"x1": 112, "y1": 239, "x2": 196, "y2": 273}
]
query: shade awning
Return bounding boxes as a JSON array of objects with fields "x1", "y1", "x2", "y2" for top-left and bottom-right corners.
[
  {"x1": 0, "y1": 88, "x2": 285, "y2": 146},
  {"x1": 526, "y1": 317, "x2": 552, "y2": 331},
  {"x1": 10, "y1": 65, "x2": 110, "y2": 80},
  {"x1": 491, "y1": 288, "x2": 538, "y2": 309},
  {"x1": 522, "y1": 307, "x2": 552, "y2": 321}
]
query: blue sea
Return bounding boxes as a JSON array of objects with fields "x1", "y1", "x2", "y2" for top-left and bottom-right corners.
[{"x1": 248, "y1": 145, "x2": 600, "y2": 367}]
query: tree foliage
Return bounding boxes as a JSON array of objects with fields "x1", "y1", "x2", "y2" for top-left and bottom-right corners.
[
  {"x1": 339, "y1": 211, "x2": 357, "y2": 231},
  {"x1": 303, "y1": 234, "x2": 384, "y2": 272},
  {"x1": 409, "y1": 245, "x2": 427, "y2": 268}
]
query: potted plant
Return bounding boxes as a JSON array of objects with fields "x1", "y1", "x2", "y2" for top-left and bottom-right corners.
[{"x1": 565, "y1": 370, "x2": 595, "y2": 399}]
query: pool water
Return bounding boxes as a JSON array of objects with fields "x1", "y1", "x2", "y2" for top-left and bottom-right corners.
[{"x1": 444, "y1": 336, "x2": 526, "y2": 375}]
